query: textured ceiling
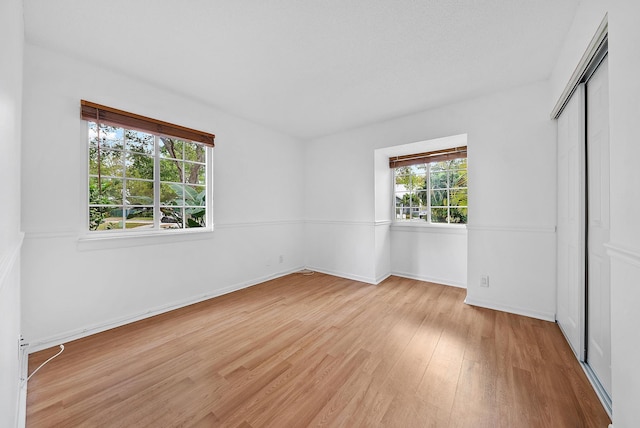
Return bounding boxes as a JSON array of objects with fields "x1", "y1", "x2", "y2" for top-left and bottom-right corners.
[{"x1": 23, "y1": 0, "x2": 580, "y2": 140}]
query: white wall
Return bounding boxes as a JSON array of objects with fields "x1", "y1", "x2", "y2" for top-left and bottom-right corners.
[
  {"x1": 0, "y1": 0, "x2": 24, "y2": 426},
  {"x1": 390, "y1": 225, "x2": 467, "y2": 287},
  {"x1": 303, "y1": 131, "x2": 379, "y2": 282},
  {"x1": 607, "y1": 1, "x2": 640, "y2": 426},
  {"x1": 304, "y1": 80, "x2": 557, "y2": 319},
  {"x1": 20, "y1": 44, "x2": 306, "y2": 350}
]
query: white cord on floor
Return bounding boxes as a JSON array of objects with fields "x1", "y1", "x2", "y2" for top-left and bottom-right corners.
[
  {"x1": 25, "y1": 344, "x2": 65, "y2": 384},
  {"x1": 298, "y1": 269, "x2": 315, "y2": 276}
]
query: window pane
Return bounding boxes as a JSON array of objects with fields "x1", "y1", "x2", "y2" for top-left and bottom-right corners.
[
  {"x1": 160, "y1": 207, "x2": 183, "y2": 228},
  {"x1": 412, "y1": 173, "x2": 426, "y2": 190},
  {"x1": 185, "y1": 185, "x2": 206, "y2": 207},
  {"x1": 89, "y1": 206, "x2": 121, "y2": 231},
  {"x1": 90, "y1": 148, "x2": 124, "y2": 177},
  {"x1": 395, "y1": 172, "x2": 412, "y2": 191},
  {"x1": 449, "y1": 168, "x2": 467, "y2": 188},
  {"x1": 89, "y1": 147, "x2": 98, "y2": 175},
  {"x1": 185, "y1": 207, "x2": 206, "y2": 228},
  {"x1": 160, "y1": 158, "x2": 183, "y2": 182},
  {"x1": 126, "y1": 130, "x2": 154, "y2": 154},
  {"x1": 450, "y1": 158, "x2": 466, "y2": 169},
  {"x1": 126, "y1": 179, "x2": 154, "y2": 205},
  {"x1": 395, "y1": 165, "x2": 427, "y2": 192},
  {"x1": 430, "y1": 189, "x2": 448, "y2": 206},
  {"x1": 185, "y1": 162, "x2": 206, "y2": 185},
  {"x1": 89, "y1": 147, "x2": 98, "y2": 174},
  {"x1": 126, "y1": 153, "x2": 154, "y2": 180},
  {"x1": 184, "y1": 142, "x2": 206, "y2": 163},
  {"x1": 97, "y1": 124, "x2": 123, "y2": 149},
  {"x1": 89, "y1": 177, "x2": 123, "y2": 204},
  {"x1": 450, "y1": 189, "x2": 467, "y2": 207},
  {"x1": 450, "y1": 207, "x2": 468, "y2": 224},
  {"x1": 410, "y1": 207, "x2": 421, "y2": 219},
  {"x1": 430, "y1": 170, "x2": 448, "y2": 189},
  {"x1": 93, "y1": 207, "x2": 125, "y2": 231},
  {"x1": 123, "y1": 207, "x2": 154, "y2": 229},
  {"x1": 159, "y1": 138, "x2": 184, "y2": 160},
  {"x1": 412, "y1": 164, "x2": 427, "y2": 174},
  {"x1": 431, "y1": 208, "x2": 448, "y2": 223},
  {"x1": 88, "y1": 122, "x2": 98, "y2": 146},
  {"x1": 398, "y1": 192, "x2": 419, "y2": 208},
  {"x1": 160, "y1": 183, "x2": 181, "y2": 205},
  {"x1": 417, "y1": 191, "x2": 428, "y2": 220},
  {"x1": 416, "y1": 191, "x2": 428, "y2": 207},
  {"x1": 430, "y1": 161, "x2": 447, "y2": 172}
]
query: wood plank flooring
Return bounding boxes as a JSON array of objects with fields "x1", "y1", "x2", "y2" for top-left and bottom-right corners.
[{"x1": 27, "y1": 273, "x2": 611, "y2": 427}]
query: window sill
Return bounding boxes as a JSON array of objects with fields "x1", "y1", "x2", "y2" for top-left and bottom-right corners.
[
  {"x1": 77, "y1": 227, "x2": 215, "y2": 251},
  {"x1": 390, "y1": 221, "x2": 467, "y2": 234}
]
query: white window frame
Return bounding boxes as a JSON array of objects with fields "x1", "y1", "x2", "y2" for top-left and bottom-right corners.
[{"x1": 84, "y1": 121, "x2": 214, "y2": 237}]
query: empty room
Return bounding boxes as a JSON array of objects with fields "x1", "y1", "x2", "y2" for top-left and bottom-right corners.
[{"x1": 2, "y1": 0, "x2": 639, "y2": 427}]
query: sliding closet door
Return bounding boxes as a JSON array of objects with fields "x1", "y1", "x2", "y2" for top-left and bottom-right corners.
[
  {"x1": 556, "y1": 85, "x2": 586, "y2": 360},
  {"x1": 586, "y1": 55, "x2": 611, "y2": 397}
]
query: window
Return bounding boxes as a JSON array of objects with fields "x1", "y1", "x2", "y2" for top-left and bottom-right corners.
[
  {"x1": 82, "y1": 101, "x2": 214, "y2": 232},
  {"x1": 392, "y1": 147, "x2": 467, "y2": 224}
]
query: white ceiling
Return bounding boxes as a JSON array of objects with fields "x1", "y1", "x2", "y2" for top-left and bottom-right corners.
[{"x1": 23, "y1": 0, "x2": 580, "y2": 140}]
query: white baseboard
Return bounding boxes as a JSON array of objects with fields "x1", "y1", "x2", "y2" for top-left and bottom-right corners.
[
  {"x1": 581, "y1": 362, "x2": 613, "y2": 419},
  {"x1": 390, "y1": 271, "x2": 466, "y2": 289},
  {"x1": 26, "y1": 266, "x2": 304, "y2": 353},
  {"x1": 304, "y1": 267, "x2": 466, "y2": 289},
  {"x1": 16, "y1": 345, "x2": 28, "y2": 428},
  {"x1": 304, "y1": 266, "x2": 378, "y2": 285},
  {"x1": 375, "y1": 273, "x2": 391, "y2": 285},
  {"x1": 464, "y1": 296, "x2": 556, "y2": 322}
]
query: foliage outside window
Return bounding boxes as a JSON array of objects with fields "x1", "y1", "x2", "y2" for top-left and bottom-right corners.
[
  {"x1": 394, "y1": 158, "x2": 467, "y2": 224},
  {"x1": 88, "y1": 122, "x2": 209, "y2": 231}
]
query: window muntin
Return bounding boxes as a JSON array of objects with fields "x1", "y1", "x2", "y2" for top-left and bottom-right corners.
[
  {"x1": 88, "y1": 122, "x2": 210, "y2": 232},
  {"x1": 394, "y1": 158, "x2": 467, "y2": 224}
]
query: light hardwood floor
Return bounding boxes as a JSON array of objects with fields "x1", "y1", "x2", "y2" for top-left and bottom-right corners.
[{"x1": 27, "y1": 273, "x2": 611, "y2": 427}]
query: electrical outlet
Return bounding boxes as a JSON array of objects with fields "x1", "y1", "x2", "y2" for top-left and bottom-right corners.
[
  {"x1": 279, "y1": 255, "x2": 284, "y2": 264},
  {"x1": 481, "y1": 275, "x2": 490, "y2": 287}
]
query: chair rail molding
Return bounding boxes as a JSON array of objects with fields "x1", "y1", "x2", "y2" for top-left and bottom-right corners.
[{"x1": 605, "y1": 242, "x2": 640, "y2": 268}]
